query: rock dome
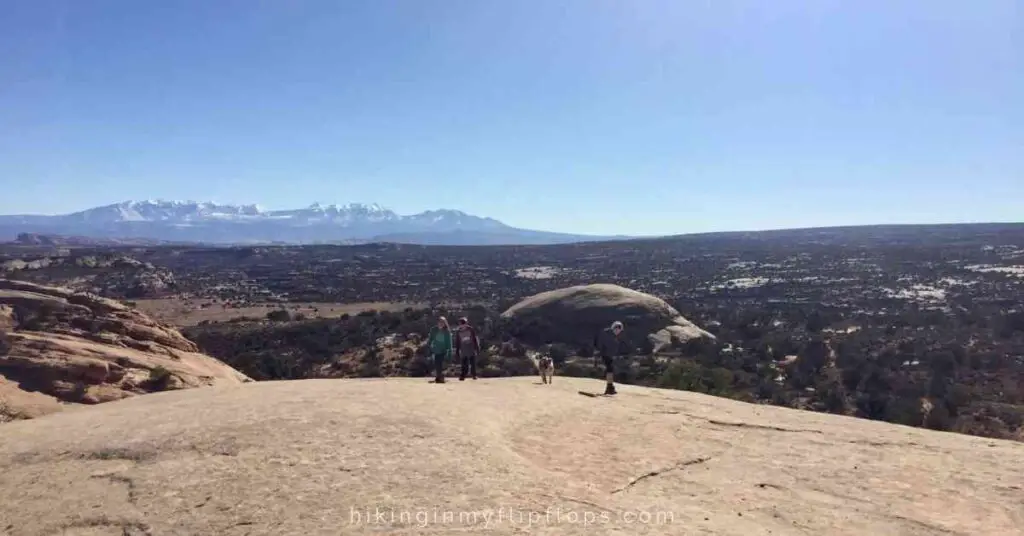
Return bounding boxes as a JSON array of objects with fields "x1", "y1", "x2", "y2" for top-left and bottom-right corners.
[{"x1": 500, "y1": 283, "x2": 713, "y2": 351}]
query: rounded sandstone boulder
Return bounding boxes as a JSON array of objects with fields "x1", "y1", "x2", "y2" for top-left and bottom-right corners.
[{"x1": 500, "y1": 283, "x2": 713, "y2": 351}]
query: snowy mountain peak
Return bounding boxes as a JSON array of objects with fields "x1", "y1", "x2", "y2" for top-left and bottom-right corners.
[
  {"x1": 64, "y1": 200, "x2": 512, "y2": 227},
  {"x1": 0, "y1": 200, "x2": 612, "y2": 245},
  {"x1": 307, "y1": 202, "x2": 389, "y2": 212},
  {"x1": 66, "y1": 200, "x2": 268, "y2": 223},
  {"x1": 401, "y1": 209, "x2": 507, "y2": 231}
]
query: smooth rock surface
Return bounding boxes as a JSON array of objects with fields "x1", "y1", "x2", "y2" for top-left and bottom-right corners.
[
  {"x1": 1, "y1": 377, "x2": 1021, "y2": 535},
  {"x1": 501, "y1": 284, "x2": 714, "y2": 350}
]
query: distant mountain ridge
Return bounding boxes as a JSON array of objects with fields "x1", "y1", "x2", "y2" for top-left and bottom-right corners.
[
  {"x1": 0, "y1": 200, "x2": 622, "y2": 245},
  {"x1": 7, "y1": 232, "x2": 179, "y2": 247}
]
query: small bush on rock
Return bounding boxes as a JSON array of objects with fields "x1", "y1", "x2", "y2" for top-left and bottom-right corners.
[
  {"x1": 266, "y1": 310, "x2": 291, "y2": 322},
  {"x1": 146, "y1": 366, "x2": 174, "y2": 391}
]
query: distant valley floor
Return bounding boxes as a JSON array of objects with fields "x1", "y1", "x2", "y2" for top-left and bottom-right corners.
[{"x1": 132, "y1": 298, "x2": 432, "y2": 327}]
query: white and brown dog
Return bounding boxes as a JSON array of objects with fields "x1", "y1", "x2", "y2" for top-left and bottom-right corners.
[{"x1": 538, "y1": 355, "x2": 555, "y2": 384}]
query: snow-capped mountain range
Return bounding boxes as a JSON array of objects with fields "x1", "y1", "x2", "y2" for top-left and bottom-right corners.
[{"x1": 0, "y1": 200, "x2": 619, "y2": 245}]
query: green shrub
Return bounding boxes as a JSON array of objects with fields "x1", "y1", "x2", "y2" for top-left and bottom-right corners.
[
  {"x1": 546, "y1": 343, "x2": 571, "y2": 364},
  {"x1": 359, "y1": 348, "x2": 382, "y2": 378},
  {"x1": 658, "y1": 361, "x2": 704, "y2": 392},
  {"x1": 558, "y1": 359, "x2": 593, "y2": 378},
  {"x1": 706, "y1": 367, "x2": 734, "y2": 395},
  {"x1": 147, "y1": 366, "x2": 174, "y2": 391},
  {"x1": 266, "y1": 310, "x2": 291, "y2": 322}
]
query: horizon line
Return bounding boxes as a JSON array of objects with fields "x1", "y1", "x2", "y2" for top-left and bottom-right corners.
[{"x1": 6, "y1": 220, "x2": 1022, "y2": 249}]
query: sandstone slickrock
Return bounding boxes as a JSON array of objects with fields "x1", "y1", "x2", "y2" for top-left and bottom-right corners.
[
  {"x1": 501, "y1": 283, "x2": 714, "y2": 350},
  {"x1": 0, "y1": 279, "x2": 250, "y2": 422},
  {"x1": 0, "y1": 377, "x2": 1021, "y2": 535},
  {"x1": 0, "y1": 376, "x2": 63, "y2": 421}
]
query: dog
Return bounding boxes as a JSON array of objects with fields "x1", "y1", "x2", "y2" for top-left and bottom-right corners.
[{"x1": 537, "y1": 355, "x2": 555, "y2": 384}]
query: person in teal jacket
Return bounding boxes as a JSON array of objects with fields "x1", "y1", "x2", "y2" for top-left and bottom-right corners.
[{"x1": 426, "y1": 316, "x2": 453, "y2": 383}]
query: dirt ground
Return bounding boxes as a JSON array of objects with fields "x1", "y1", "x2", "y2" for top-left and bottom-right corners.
[
  {"x1": 132, "y1": 298, "x2": 426, "y2": 327},
  {"x1": 1, "y1": 376, "x2": 1022, "y2": 535}
]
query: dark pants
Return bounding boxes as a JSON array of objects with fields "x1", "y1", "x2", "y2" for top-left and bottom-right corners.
[
  {"x1": 600, "y1": 354, "x2": 617, "y2": 394},
  {"x1": 460, "y1": 353, "x2": 477, "y2": 379},
  {"x1": 433, "y1": 353, "x2": 446, "y2": 382}
]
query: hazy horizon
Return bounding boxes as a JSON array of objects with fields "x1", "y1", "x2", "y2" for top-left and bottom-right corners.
[
  {"x1": 2, "y1": 1, "x2": 1020, "y2": 235},
  {"x1": 3, "y1": 198, "x2": 1020, "y2": 240}
]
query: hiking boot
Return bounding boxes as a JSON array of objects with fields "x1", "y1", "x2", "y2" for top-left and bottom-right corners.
[
  {"x1": 459, "y1": 376, "x2": 466, "y2": 381},
  {"x1": 604, "y1": 384, "x2": 617, "y2": 396},
  {"x1": 472, "y1": 376, "x2": 477, "y2": 380}
]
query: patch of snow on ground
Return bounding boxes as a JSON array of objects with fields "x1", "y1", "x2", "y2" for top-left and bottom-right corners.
[
  {"x1": 938, "y1": 277, "x2": 976, "y2": 287},
  {"x1": 825, "y1": 325, "x2": 862, "y2": 335},
  {"x1": 791, "y1": 276, "x2": 859, "y2": 284},
  {"x1": 514, "y1": 266, "x2": 561, "y2": 279},
  {"x1": 884, "y1": 285, "x2": 946, "y2": 302},
  {"x1": 376, "y1": 334, "x2": 400, "y2": 347},
  {"x1": 712, "y1": 277, "x2": 771, "y2": 290},
  {"x1": 966, "y1": 265, "x2": 1024, "y2": 277}
]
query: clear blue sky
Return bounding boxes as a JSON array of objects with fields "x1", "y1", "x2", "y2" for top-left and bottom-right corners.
[{"x1": 1, "y1": 0, "x2": 1020, "y2": 235}]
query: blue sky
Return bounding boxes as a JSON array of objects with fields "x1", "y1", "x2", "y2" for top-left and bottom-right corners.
[{"x1": 1, "y1": 0, "x2": 1020, "y2": 235}]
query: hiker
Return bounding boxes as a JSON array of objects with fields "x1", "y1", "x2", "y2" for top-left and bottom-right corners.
[
  {"x1": 538, "y1": 354, "x2": 554, "y2": 384},
  {"x1": 454, "y1": 317, "x2": 481, "y2": 381},
  {"x1": 593, "y1": 320, "x2": 626, "y2": 395},
  {"x1": 427, "y1": 316, "x2": 453, "y2": 383}
]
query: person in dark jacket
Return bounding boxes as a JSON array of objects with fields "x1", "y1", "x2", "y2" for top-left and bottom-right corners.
[
  {"x1": 454, "y1": 317, "x2": 481, "y2": 381},
  {"x1": 426, "y1": 316, "x2": 453, "y2": 383},
  {"x1": 593, "y1": 321, "x2": 625, "y2": 395}
]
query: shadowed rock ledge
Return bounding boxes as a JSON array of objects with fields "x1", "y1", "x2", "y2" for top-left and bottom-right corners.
[{"x1": 0, "y1": 279, "x2": 250, "y2": 421}]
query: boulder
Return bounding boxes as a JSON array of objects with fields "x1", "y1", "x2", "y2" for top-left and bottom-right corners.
[
  {"x1": 500, "y1": 283, "x2": 713, "y2": 351},
  {"x1": 0, "y1": 305, "x2": 13, "y2": 331},
  {"x1": 0, "y1": 279, "x2": 251, "y2": 422}
]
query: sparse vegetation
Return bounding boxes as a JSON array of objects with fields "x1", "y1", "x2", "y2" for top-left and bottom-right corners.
[{"x1": 146, "y1": 366, "x2": 173, "y2": 391}]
